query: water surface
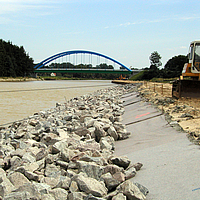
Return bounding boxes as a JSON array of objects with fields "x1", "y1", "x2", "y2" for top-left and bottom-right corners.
[{"x1": 0, "y1": 80, "x2": 113, "y2": 126}]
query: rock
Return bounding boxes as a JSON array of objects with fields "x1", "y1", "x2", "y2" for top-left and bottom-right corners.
[
  {"x1": 77, "y1": 160, "x2": 104, "y2": 180},
  {"x1": 64, "y1": 115, "x2": 73, "y2": 121},
  {"x1": 125, "y1": 167, "x2": 136, "y2": 180},
  {"x1": 75, "y1": 127, "x2": 91, "y2": 137},
  {"x1": 100, "y1": 172, "x2": 120, "y2": 191},
  {"x1": 52, "y1": 139, "x2": 68, "y2": 154},
  {"x1": 100, "y1": 136, "x2": 115, "y2": 151},
  {"x1": 29, "y1": 119, "x2": 39, "y2": 127},
  {"x1": 32, "y1": 182, "x2": 51, "y2": 195},
  {"x1": 4, "y1": 191, "x2": 31, "y2": 200},
  {"x1": 73, "y1": 173, "x2": 108, "y2": 197},
  {"x1": 117, "y1": 180, "x2": 146, "y2": 200},
  {"x1": 24, "y1": 170, "x2": 40, "y2": 181},
  {"x1": 94, "y1": 122, "x2": 107, "y2": 142},
  {"x1": 112, "y1": 193, "x2": 127, "y2": 200},
  {"x1": 103, "y1": 164, "x2": 124, "y2": 175},
  {"x1": 41, "y1": 176, "x2": 60, "y2": 188},
  {"x1": 85, "y1": 193, "x2": 106, "y2": 200},
  {"x1": 41, "y1": 193, "x2": 55, "y2": 200},
  {"x1": 36, "y1": 148, "x2": 49, "y2": 161},
  {"x1": 11, "y1": 182, "x2": 41, "y2": 199},
  {"x1": 110, "y1": 156, "x2": 131, "y2": 170},
  {"x1": 22, "y1": 152, "x2": 36, "y2": 163},
  {"x1": 49, "y1": 188, "x2": 68, "y2": 200},
  {"x1": 9, "y1": 156, "x2": 23, "y2": 171},
  {"x1": 7, "y1": 172, "x2": 29, "y2": 188},
  {"x1": 0, "y1": 169, "x2": 15, "y2": 198},
  {"x1": 79, "y1": 154, "x2": 106, "y2": 166},
  {"x1": 112, "y1": 172, "x2": 125, "y2": 183},
  {"x1": 69, "y1": 180, "x2": 79, "y2": 192},
  {"x1": 107, "y1": 126, "x2": 118, "y2": 141},
  {"x1": 134, "y1": 183, "x2": 149, "y2": 197},
  {"x1": 55, "y1": 176, "x2": 71, "y2": 190},
  {"x1": 10, "y1": 148, "x2": 26, "y2": 158},
  {"x1": 56, "y1": 160, "x2": 69, "y2": 169},
  {"x1": 68, "y1": 192, "x2": 87, "y2": 200},
  {"x1": 45, "y1": 164, "x2": 61, "y2": 178},
  {"x1": 61, "y1": 148, "x2": 78, "y2": 162},
  {"x1": 133, "y1": 163, "x2": 143, "y2": 171}
]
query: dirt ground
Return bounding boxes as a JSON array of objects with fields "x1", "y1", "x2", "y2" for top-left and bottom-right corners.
[{"x1": 137, "y1": 81, "x2": 200, "y2": 144}]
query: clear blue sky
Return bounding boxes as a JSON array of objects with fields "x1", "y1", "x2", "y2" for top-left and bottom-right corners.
[{"x1": 1, "y1": 0, "x2": 200, "y2": 69}]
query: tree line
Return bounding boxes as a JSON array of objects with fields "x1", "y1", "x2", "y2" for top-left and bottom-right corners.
[
  {"x1": 48, "y1": 62, "x2": 114, "y2": 69},
  {"x1": 131, "y1": 51, "x2": 188, "y2": 81},
  {"x1": 40, "y1": 62, "x2": 121, "y2": 80},
  {"x1": 0, "y1": 39, "x2": 34, "y2": 77}
]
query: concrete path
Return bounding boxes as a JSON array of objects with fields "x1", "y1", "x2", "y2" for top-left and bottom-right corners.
[{"x1": 115, "y1": 91, "x2": 200, "y2": 200}]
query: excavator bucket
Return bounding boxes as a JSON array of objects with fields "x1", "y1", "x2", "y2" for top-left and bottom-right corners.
[{"x1": 172, "y1": 80, "x2": 200, "y2": 98}]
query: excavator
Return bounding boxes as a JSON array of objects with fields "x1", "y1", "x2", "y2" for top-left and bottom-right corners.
[{"x1": 172, "y1": 40, "x2": 200, "y2": 98}]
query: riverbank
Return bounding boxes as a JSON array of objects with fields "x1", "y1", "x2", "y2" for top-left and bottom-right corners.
[
  {"x1": 0, "y1": 77, "x2": 117, "y2": 82},
  {"x1": 0, "y1": 84, "x2": 148, "y2": 199},
  {"x1": 114, "y1": 83, "x2": 200, "y2": 200},
  {"x1": 137, "y1": 81, "x2": 200, "y2": 144},
  {"x1": 112, "y1": 80, "x2": 200, "y2": 144},
  {"x1": 0, "y1": 77, "x2": 41, "y2": 82}
]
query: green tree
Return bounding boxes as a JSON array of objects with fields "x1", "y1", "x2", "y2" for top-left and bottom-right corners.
[
  {"x1": 149, "y1": 51, "x2": 162, "y2": 68},
  {"x1": 0, "y1": 39, "x2": 34, "y2": 77},
  {"x1": 163, "y1": 55, "x2": 187, "y2": 78}
]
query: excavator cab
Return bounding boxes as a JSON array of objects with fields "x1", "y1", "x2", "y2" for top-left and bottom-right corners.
[
  {"x1": 172, "y1": 41, "x2": 200, "y2": 98},
  {"x1": 182, "y1": 41, "x2": 200, "y2": 78}
]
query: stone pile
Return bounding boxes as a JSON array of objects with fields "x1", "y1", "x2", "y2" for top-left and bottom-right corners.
[{"x1": 0, "y1": 85, "x2": 148, "y2": 200}]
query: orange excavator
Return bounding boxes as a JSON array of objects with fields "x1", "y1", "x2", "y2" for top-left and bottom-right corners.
[
  {"x1": 117, "y1": 75, "x2": 127, "y2": 80},
  {"x1": 172, "y1": 40, "x2": 200, "y2": 98}
]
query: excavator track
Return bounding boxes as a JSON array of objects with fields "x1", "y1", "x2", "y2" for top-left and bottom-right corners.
[{"x1": 172, "y1": 80, "x2": 200, "y2": 98}]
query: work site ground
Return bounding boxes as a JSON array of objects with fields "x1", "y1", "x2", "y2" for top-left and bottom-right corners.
[{"x1": 115, "y1": 83, "x2": 200, "y2": 200}]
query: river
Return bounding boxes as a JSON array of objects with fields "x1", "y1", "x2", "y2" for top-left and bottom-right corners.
[{"x1": 0, "y1": 80, "x2": 113, "y2": 126}]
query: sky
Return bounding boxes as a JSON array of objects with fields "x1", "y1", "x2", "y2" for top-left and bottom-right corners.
[{"x1": 1, "y1": 0, "x2": 200, "y2": 69}]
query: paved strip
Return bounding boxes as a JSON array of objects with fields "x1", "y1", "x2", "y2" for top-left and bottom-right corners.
[{"x1": 115, "y1": 91, "x2": 200, "y2": 200}]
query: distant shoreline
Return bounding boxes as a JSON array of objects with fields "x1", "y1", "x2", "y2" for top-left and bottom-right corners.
[
  {"x1": 0, "y1": 77, "x2": 115, "y2": 82},
  {"x1": 0, "y1": 77, "x2": 42, "y2": 82}
]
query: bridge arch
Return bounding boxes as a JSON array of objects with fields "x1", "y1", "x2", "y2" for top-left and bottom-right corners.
[{"x1": 34, "y1": 50, "x2": 132, "y2": 72}]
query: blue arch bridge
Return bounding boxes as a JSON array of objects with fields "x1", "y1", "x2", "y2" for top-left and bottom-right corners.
[{"x1": 34, "y1": 50, "x2": 134, "y2": 75}]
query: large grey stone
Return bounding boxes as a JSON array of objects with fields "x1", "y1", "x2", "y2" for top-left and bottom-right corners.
[
  {"x1": 0, "y1": 169, "x2": 15, "y2": 198},
  {"x1": 4, "y1": 191, "x2": 31, "y2": 200},
  {"x1": 107, "y1": 126, "x2": 118, "y2": 141},
  {"x1": 77, "y1": 161, "x2": 104, "y2": 180},
  {"x1": 8, "y1": 172, "x2": 29, "y2": 188},
  {"x1": 110, "y1": 156, "x2": 131, "y2": 170},
  {"x1": 73, "y1": 174, "x2": 108, "y2": 197},
  {"x1": 49, "y1": 188, "x2": 68, "y2": 200},
  {"x1": 45, "y1": 164, "x2": 61, "y2": 177},
  {"x1": 100, "y1": 172, "x2": 120, "y2": 191},
  {"x1": 68, "y1": 192, "x2": 87, "y2": 200},
  {"x1": 112, "y1": 193, "x2": 126, "y2": 200},
  {"x1": 117, "y1": 180, "x2": 146, "y2": 200},
  {"x1": 55, "y1": 176, "x2": 71, "y2": 190},
  {"x1": 12, "y1": 182, "x2": 41, "y2": 199}
]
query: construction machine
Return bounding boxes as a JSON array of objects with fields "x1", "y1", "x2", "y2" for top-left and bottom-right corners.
[{"x1": 172, "y1": 40, "x2": 200, "y2": 98}]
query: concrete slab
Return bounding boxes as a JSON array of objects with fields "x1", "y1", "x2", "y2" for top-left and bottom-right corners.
[{"x1": 115, "y1": 91, "x2": 200, "y2": 200}]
